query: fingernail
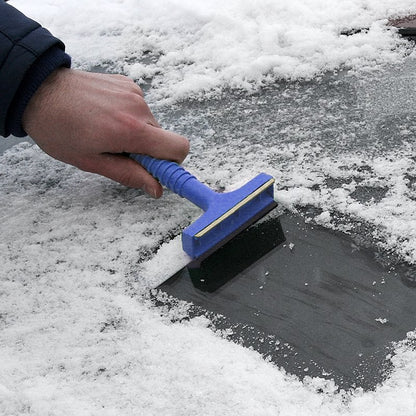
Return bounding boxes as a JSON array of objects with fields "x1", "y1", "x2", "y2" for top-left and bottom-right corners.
[{"x1": 143, "y1": 185, "x2": 157, "y2": 198}]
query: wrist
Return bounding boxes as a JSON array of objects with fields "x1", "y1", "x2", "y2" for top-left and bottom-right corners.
[{"x1": 7, "y1": 47, "x2": 71, "y2": 137}]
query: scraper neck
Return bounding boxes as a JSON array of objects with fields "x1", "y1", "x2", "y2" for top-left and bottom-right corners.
[{"x1": 131, "y1": 154, "x2": 215, "y2": 211}]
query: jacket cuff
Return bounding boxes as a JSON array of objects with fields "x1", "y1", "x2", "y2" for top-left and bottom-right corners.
[{"x1": 6, "y1": 46, "x2": 71, "y2": 137}]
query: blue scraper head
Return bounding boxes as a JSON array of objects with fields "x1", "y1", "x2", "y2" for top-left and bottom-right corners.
[{"x1": 182, "y1": 173, "x2": 277, "y2": 259}]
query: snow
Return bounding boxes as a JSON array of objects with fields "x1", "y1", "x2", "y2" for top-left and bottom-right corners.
[
  {"x1": 277, "y1": 148, "x2": 416, "y2": 263},
  {"x1": 11, "y1": 0, "x2": 416, "y2": 103},
  {"x1": 2, "y1": 0, "x2": 416, "y2": 414}
]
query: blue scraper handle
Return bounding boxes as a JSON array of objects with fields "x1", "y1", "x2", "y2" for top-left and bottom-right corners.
[{"x1": 130, "y1": 154, "x2": 215, "y2": 211}]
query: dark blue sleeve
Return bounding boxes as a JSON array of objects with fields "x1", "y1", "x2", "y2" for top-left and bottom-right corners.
[{"x1": 0, "y1": 1, "x2": 71, "y2": 137}]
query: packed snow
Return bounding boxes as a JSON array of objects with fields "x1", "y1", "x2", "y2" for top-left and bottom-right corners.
[
  {"x1": 11, "y1": 0, "x2": 416, "y2": 102},
  {"x1": 2, "y1": 0, "x2": 416, "y2": 414}
]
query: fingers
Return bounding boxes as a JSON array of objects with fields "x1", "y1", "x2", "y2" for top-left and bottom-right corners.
[
  {"x1": 82, "y1": 154, "x2": 164, "y2": 197},
  {"x1": 124, "y1": 122, "x2": 190, "y2": 164},
  {"x1": 97, "y1": 74, "x2": 188, "y2": 163}
]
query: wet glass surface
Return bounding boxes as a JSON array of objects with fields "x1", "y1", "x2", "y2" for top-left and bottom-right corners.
[{"x1": 157, "y1": 212, "x2": 416, "y2": 390}]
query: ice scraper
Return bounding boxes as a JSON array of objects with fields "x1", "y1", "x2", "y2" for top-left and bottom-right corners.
[{"x1": 130, "y1": 154, "x2": 277, "y2": 260}]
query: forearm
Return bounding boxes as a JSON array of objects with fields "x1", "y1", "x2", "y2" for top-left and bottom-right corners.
[{"x1": 0, "y1": 1, "x2": 71, "y2": 137}]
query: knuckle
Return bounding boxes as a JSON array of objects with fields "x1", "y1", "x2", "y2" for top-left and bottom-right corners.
[
  {"x1": 134, "y1": 94, "x2": 150, "y2": 112},
  {"x1": 129, "y1": 80, "x2": 144, "y2": 96},
  {"x1": 120, "y1": 91, "x2": 150, "y2": 115},
  {"x1": 120, "y1": 76, "x2": 144, "y2": 96},
  {"x1": 116, "y1": 168, "x2": 142, "y2": 188},
  {"x1": 117, "y1": 112, "x2": 146, "y2": 135},
  {"x1": 130, "y1": 119, "x2": 147, "y2": 136},
  {"x1": 126, "y1": 76, "x2": 144, "y2": 94},
  {"x1": 135, "y1": 85, "x2": 145, "y2": 97}
]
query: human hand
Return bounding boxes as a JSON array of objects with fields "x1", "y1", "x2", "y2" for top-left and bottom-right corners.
[{"x1": 22, "y1": 68, "x2": 189, "y2": 198}]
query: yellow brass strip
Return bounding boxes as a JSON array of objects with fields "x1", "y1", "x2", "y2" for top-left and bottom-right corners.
[{"x1": 195, "y1": 178, "x2": 275, "y2": 238}]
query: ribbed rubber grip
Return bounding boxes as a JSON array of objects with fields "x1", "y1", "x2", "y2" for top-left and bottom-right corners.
[
  {"x1": 131, "y1": 154, "x2": 215, "y2": 210},
  {"x1": 133, "y1": 154, "x2": 193, "y2": 194}
]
